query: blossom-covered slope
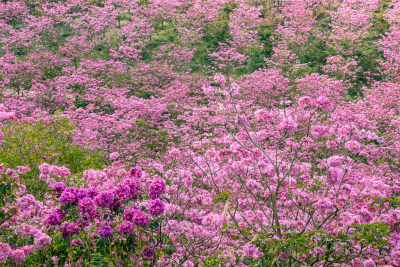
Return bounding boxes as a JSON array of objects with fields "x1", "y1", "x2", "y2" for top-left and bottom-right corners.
[{"x1": 1, "y1": 0, "x2": 400, "y2": 266}]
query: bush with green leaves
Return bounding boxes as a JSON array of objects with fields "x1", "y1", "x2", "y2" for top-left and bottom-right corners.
[{"x1": 0, "y1": 116, "x2": 104, "y2": 199}]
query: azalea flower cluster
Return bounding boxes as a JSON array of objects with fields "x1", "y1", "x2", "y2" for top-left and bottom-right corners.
[{"x1": 0, "y1": 161, "x2": 168, "y2": 265}]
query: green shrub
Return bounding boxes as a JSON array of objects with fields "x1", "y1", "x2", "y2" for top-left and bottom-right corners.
[{"x1": 0, "y1": 116, "x2": 105, "y2": 199}]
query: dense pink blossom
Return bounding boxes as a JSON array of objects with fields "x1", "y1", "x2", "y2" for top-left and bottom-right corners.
[
  {"x1": 315, "y1": 96, "x2": 334, "y2": 112},
  {"x1": 60, "y1": 222, "x2": 79, "y2": 238},
  {"x1": 148, "y1": 179, "x2": 166, "y2": 200},
  {"x1": 94, "y1": 190, "x2": 115, "y2": 208},
  {"x1": 345, "y1": 140, "x2": 362, "y2": 154},
  {"x1": 46, "y1": 211, "x2": 63, "y2": 226},
  {"x1": 148, "y1": 199, "x2": 165, "y2": 217},
  {"x1": 141, "y1": 245, "x2": 155, "y2": 259},
  {"x1": 1, "y1": 0, "x2": 400, "y2": 265},
  {"x1": 109, "y1": 152, "x2": 120, "y2": 160},
  {"x1": 118, "y1": 221, "x2": 134, "y2": 235},
  {"x1": 59, "y1": 191, "x2": 76, "y2": 205},
  {"x1": 363, "y1": 259, "x2": 377, "y2": 267},
  {"x1": 34, "y1": 234, "x2": 52, "y2": 250},
  {"x1": 78, "y1": 198, "x2": 95, "y2": 214},
  {"x1": 298, "y1": 96, "x2": 313, "y2": 108},
  {"x1": 0, "y1": 243, "x2": 11, "y2": 263},
  {"x1": 129, "y1": 166, "x2": 142, "y2": 179},
  {"x1": 22, "y1": 245, "x2": 35, "y2": 256},
  {"x1": 115, "y1": 179, "x2": 140, "y2": 199},
  {"x1": 11, "y1": 249, "x2": 25, "y2": 264},
  {"x1": 131, "y1": 211, "x2": 149, "y2": 226},
  {"x1": 51, "y1": 182, "x2": 66, "y2": 194},
  {"x1": 124, "y1": 206, "x2": 140, "y2": 221},
  {"x1": 98, "y1": 224, "x2": 113, "y2": 237},
  {"x1": 279, "y1": 118, "x2": 298, "y2": 132}
]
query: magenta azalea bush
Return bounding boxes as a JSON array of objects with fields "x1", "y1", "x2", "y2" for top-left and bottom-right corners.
[{"x1": 1, "y1": 0, "x2": 400, "y2": 266}]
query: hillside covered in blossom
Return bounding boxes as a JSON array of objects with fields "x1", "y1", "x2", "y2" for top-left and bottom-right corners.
[{"x1": 1, "y1": 0, "x2": 400, "y2": 265}]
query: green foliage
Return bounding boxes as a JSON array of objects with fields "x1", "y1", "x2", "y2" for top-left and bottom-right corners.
[
  {"x1": 130, "y1": 120, "x2": 180, "y2": 159},
  {"x1": 204, "y1": 252, "x2": 229, "y2": 267},
  {"x1": 142, "y1": 27, "x2": 178, "y2": 62},
  {"x1": 190, "y1": 19, "x2": 232, "y2": 73},
  {"x1": 351, "y1": 44, "x2": 384, "y2": 95},
  {"x1": 371, "y1": 13, "x2": 390, "y2": 37},
  {"x1": 213, "y1": 191, "x2": 232, "y2": 204},
  {"x1": 258, "y1": 28, "x2": 274, "y2": 59},
  {"x1": 369, "y1": 196, "x2": 400, "y2": 212},
  {"x1": 0, "y1": 173, "x2": 19, "y2": 225},
  {"x1": 0, "y1": 116, "x2": 104, "y2": 199},
  {"x1": 255, "y1": 223, "x2": 391, "y2": 266},
  {"x1": 298, "y1": 35, "x2": 335, "y2": 72},
  {"x1": 34, "y1": 234, "x2": 119, "y2": 267},
  {"x1": 141, "y1": 90, "x2": 156, "y2": 99}
]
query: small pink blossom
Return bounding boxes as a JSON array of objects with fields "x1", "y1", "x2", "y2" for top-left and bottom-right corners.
[
  {"x1": 279, "y1": 118, "x2": 297, "y2": 132},
  {"x1": 109, "y1": 152, "x2": 120, "y2": 160},
  {"x1": 298, "y1": 96, "x2": 313, "y2": 108},
  {"x1": 345, "y1": 140, "x2": 361, "y2": 154}
]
